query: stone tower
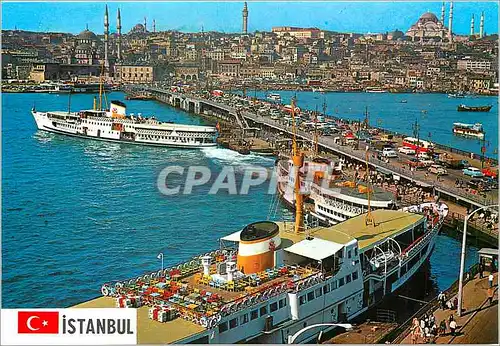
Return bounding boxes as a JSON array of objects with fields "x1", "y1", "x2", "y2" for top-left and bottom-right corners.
[
  {"x1": 242, "y1": 2, "x2": 248, "y2": 34},
  {"x1": 440, "y1": 2, "x2": 445, "y2": 24},
  {"x1": 104, "y1": 5, "x2": 109, "y2": 70},
  {"x1": 448, "y1": 1, "x2": 453, "y2": 42},
  {"x1": 470, "y1": 14, "x2": 475, "y2": 36},
  {"x1": 480, "y1": 12, "x2": 484, "y2": 38}
]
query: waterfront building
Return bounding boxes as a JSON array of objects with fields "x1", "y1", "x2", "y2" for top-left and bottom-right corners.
[
  {"x1": 272, "y1": 27, "x2": 322, "y2": 39},
  {"x1": 115, "y1": 64, "x2": 155, "y2": 83}
]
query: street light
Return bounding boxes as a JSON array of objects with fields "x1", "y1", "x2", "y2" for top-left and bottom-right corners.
[
  {"x1": 457, "y1": 204, "x2": 498, "y2": 316},
  {"x1": 287, "y1": 323, "x2": 353, "y2": 344},
  {"x1": 157, "y1": 252, "x2": 164, "y2": 274}
]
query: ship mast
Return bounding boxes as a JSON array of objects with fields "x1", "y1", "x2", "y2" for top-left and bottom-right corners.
[
  {"x1": 365, "y1": 145, "x2": 374, "y2": 226},
  {"x1": 98, "y1": 62, "x2": 105, "y2": 111},
  {"x1": 313, "y1": 106, "x2": 319, "y2": 156},
  {"x1": 291, "y1": 97, "x2": 304, "y2": 234}
]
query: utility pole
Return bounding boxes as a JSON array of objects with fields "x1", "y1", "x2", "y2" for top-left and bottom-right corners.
[
  {"x1": 322, "y1": 96, "x2": 327, "y2": 116},
  {"x1": 364, "y1": 106, "x2": 369, "y2": 130},
  {"x1": 480, "y1": 134, "x2": 486, "y2": 169},
  {"x1": 413, "y1": 118, "x2": 420, "y2": 156}
]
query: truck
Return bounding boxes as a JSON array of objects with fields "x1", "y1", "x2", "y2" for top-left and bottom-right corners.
[{"x1": 437, "y1": 153, "x2": 469, "y2": 169}]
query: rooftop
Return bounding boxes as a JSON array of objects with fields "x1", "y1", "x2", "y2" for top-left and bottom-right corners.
[{"x1": 310, "y1": 209, "x2": 424, "y2": 250}]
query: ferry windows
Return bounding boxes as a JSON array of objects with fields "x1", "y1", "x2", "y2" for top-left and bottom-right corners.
[
  {"x1": 315, "y1": 288, "x2": 322, "y2": 298},
  {"x1": 348, "y1": 250, "x2": 352, "y2": 259},
  {"x1": 218, "y1": 321, "x2": 228, "y2": 333},
  {"x1": 229, "y1": 318, "x2": 238, "y2": 329},
  {"x1": 279, "y1": 299, "x2": 287, "y2": 309},
  {"x1": 250, "y1": 310, "x2": 258, "y2": 320},
  {"x1": 352, "y1": 270, "x2": 358, "y2": 281},
  {"x1": 307, "y1": 291, "x2": 315, "y2": 302},
  {"x1": 240, "y1": 314, "x2": 249, "y2": 324},
  {"x1": 339, "y1": 278, "x2": 345, "y2": 287},
  {"x1": 346, "y1": 274, "x2": 352, "y2": 284},
  {"x1": 323, "y1": 284, "x2": 331, "y2": 294},
  {"x1": 260, "y1": 306, "x2": 268, "y2": 317},
  {"x1": 354, "y1": 248, "x2": 358, "y2": 257},
  {"x1": 270, "y1": 302, "x2": 278, "y2": 312},
  {"x1": 299, "y1": 295, "x2": 306, "y2": 305}
]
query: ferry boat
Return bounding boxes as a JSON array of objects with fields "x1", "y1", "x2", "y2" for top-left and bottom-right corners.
[
  {"x1": 365, "y1": 87, "x2": 387, "y2": 93},
  {"x1": 447, "y1": 92, "x2": 466, "y2": 98},
  {"x1": 276, "y1": 158, "x2": 397, "y2": 225},
  {"x1": 31, "y1": 100, "x2": 217, "y2": 148},
  {"x1": 90, "y1": 203, "x2": 448, "y2": 344},
  {"x1": 452, "y1": 122, "x2": 485, "y2": 139},
  {"x1": 267, "y1": 93, "x2": 282, "y2": 102},
  {"x1": 457, "y1": 104, "x2": 492, "y2": 112}
]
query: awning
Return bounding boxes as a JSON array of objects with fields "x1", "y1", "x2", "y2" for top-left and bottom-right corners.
[
  {"x1": 285, "y1": 237, "x2": 344, "y2": 261},
  {"x1": 478, "y1": 248, "x2": 499, "y2": 256},
  {"x1": 220, "y1": 230, "x2": 242, "y2": 242}
]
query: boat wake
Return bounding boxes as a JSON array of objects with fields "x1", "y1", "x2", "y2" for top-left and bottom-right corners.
[{"x1": 202, "y1": 147, "x2": 274, "y2": 167}]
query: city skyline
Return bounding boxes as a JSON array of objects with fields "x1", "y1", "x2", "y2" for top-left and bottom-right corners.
[{"x1": 2, "y1": 1, "x2": 499, "y2": 36}]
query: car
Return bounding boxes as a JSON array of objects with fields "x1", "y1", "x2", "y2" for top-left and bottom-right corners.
[
  {"x1": 462, "y1": 167, "x2": 484, "y2": 177},
  {"x1": 419, "y1": 159, "x2": 435, "y2": 167},
  {"x1": 398, "y1": 146, "x2": 416, "y2": 155},
  {"x1": 416, "y1": 152, "x2": 431, "y2": 160},
  {"x1": 468, "y1": 178, "x2": 491, "y2": 192},
  {"x1": 381, "y1": 147, "x2": 398, "y2": 158},
  {"x1": 482, "y1": 167, "x2": 498, "y2": 179},
  {"x1": 428, "y1": 164, "x2": 448, "y2": 175},
  {"x1": 479, "y1": 176, "x2": 499, "y2": 189}
]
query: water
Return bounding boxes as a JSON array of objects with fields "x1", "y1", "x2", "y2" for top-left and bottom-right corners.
[
  {"x1": 239, "y1": 90, "x2": 498, "y2": 158},
  {"x1": 2, "y1": 91, "x2": 480, "y2": 308}
]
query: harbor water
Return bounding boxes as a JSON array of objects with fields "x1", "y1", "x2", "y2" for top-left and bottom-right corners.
[
  {"x1": 240, "y1": 90, "x2": 498, "y2": 158},
  {"x1": 2, "y1": 91, "x2": 480, "y2": 308}
]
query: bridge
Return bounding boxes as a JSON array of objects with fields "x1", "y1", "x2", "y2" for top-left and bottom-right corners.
[{"x1": 144, "y1": 86, "x2": 496, "y2": 209}]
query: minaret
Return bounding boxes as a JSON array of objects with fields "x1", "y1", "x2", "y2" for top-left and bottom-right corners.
[
  {"x1": 448, "y1": 2, "x2": 453, "y2": 42},
  {"x1": 470, "y1": 14, "x2": 475, "y2": 36},
  {"x1": 104, "y1": 5, "x2": 109, "y2": 70},
  {"x1": 242, "y1": 2, "x2": 248, "y2": 34},
  {"x1": 117, "y1": 8, "x2": 122, "y2": 61},
  {"x1": 144, "y1": 17, "x2": 147, "y2": 32},
  {"x1": 480, "y1": 12, "x2": 484, "y2": 38},
  {"x1": 153, "y1": 19, "x2": 156, "y2": 33},
  {"x1": 440, "y1": 2, "x2": 445, "y2": 24}
]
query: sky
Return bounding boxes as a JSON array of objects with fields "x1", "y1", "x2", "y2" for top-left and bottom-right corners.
[{"x1": 2, "y1": 1, "x2": 499, "y2": 36}]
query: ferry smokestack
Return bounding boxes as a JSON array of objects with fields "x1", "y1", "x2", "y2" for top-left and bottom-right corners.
[{"x1": 237, "y1": 221, "x2": 280, "y2": 274}]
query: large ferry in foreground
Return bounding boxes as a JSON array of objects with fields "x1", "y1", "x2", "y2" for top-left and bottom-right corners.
[
  {"x1": 82, "y1": 203, "x2": 447, "y2": 344},
  {"x1": 31, "y1": 100, "x2": 217, "y2": 148}
]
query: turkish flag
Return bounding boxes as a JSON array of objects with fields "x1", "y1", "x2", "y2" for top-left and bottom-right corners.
[{"x1": 18, "y1": 311, "x2": 59, "y2": 334}]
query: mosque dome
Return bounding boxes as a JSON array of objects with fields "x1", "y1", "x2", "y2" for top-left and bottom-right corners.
[
  {"x1": 419, "y1": 12, "x2": 439, "y2": 23},
  {"x1": 78, "y1": 29, "x2": 97, "y2": 40},
  {"x1": 76, "y1": 43, "x2": 92, "y2": 51},
  {"x1": 130, "y1": 23, "x2": 146, "y2": 33}
]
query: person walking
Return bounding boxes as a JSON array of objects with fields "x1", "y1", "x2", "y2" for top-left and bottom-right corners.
[
  {"x1": 438, "y1": 291, "x2": 446, "y2": 309},
  {"x1": 479, "y1": 263, "x2": 484, "y2": 279},
  {"x1": 439, "y1": 319, "x2": 447, "y2": 336},
  {"x1": 449, "y1": 319, "x2": 457, "y2": 336},
  {"x1": 489, "y1": 273, "x2": 494, "y2": 288}
]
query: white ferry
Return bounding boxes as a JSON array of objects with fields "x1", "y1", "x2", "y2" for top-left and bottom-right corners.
[
  {"x1": 276, "y1": 157, "x2": 397, "y2": 225},
  {"x1": 31, "y1": 100, "x2": 217, "y2": 148},
  {"x1": 452, "y1": 123, "x2": 485, "y2": 139},
  {"x1": 267, "y1": 93, "x2": 282, "y2": 101},
  {"x1": 91, "y1": 203, "x2": 448, "y2": 344}
]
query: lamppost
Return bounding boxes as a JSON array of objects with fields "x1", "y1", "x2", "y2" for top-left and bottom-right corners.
[
  {"x1": 287, "y1": 323, "x2": 353, "y2": 344},
  {"x1": 157, "y1": 252, "x2": 164, "y2": 274},
  {"x1": 457, "y1": 204, "x2": 498, "y2": 316}
]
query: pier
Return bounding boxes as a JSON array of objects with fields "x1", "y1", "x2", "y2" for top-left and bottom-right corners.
[{"x1": 143, "y1": 86, "x2": 498, "y2": 212}]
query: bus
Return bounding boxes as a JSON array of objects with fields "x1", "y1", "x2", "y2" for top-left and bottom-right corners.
[{"x1": 402, "y1": 137, "x2": 434, "y2": 153}]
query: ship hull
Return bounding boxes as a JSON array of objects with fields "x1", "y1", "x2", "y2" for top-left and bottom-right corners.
[{"x1": 32, "y1": 111, "x2": 217, "y2": 149}]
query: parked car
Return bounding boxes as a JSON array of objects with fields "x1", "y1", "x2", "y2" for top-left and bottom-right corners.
[
  {"x1": 462, "y1": 167, "x2": 484, "y2": 177},
  {"x1": 381, "y1": 147, "x2": 398, "y2": 158},
  {"x1": 428, "y1": 164, "x2": 448, "y2": 175},
  {"x1": 482, "y1": 167, "x2": 498, "y2": 179},
  {"x1": 398, "y1": 146, "x2": 416, "y2": 155},
  {"x1": 479, "y1": 176, "x2": 498, "y2": 189},
  {"x1": 416, "y1": 152, "x2": 431, "y2": 160},
  {"x1": 419, "y1": 159, "x2": 435, "y2": 167}
]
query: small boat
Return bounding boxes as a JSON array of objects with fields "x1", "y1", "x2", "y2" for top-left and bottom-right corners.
[
  {"x1": 457, "y1": 104, "x2": 492, "y2": 112},
  {"x1": 365, "y1": 87, "x2": 387, "y2": 93},
  {"x1": 453, "y1": 122, "x2": 485, "y2": 139},
  {"x1": 401, "y1": 100, "x2": 407, "y2": 103},
  {"x1": 267, "y1": 93, "x2": 281, "y2": 101},
  {"x1": 448, "y1": 92, "x2": 466, "y2": 98}
]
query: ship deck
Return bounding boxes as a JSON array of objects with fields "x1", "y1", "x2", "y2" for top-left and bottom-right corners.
[
  {"x1": 308, "y1": 209, "x2": 424, "y2": 250},
  {"x1": 73, "y1": 297, "x2": 205, "y2": 344}
]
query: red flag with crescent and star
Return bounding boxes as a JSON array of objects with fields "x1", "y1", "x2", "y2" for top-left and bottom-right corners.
[{"x1": 18, "y1": 311, "x2": 59, "y2": 334}]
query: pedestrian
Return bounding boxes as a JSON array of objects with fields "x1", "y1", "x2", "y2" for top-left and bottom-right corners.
[
  {"x1": 488, "y1": 273, "x2": 494, "y2": 288},
  {"x1": 449, "y1": 319, "x2": 457, "y2": 336},
  {"x1": 487, "y1": 287, "x2": 494, "y2": 305},
  {"x1": 453, "y1": 296, "x2": 458, "y2": 310},
  {"x1": 479, "y1": 263, "x2": 484, "y2": 279},
  {"x1": 439, "y1": 319, "x2": 447, "y2": 336},
  {"x1": 438, "y1": 291, "x2": 446, "y2": 309}
]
